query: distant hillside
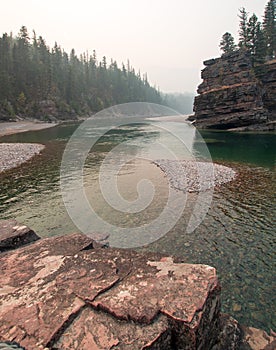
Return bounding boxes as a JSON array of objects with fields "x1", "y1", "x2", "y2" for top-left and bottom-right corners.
[
  {"x1": 162, "y1": 93, "x2": 194, "y2": 115},
  {"x1": 0, "y1": 26, "x2": 162, "y2": 122}
]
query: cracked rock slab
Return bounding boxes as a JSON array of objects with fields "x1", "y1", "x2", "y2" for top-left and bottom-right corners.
[
  {"x1": 92, "y1": 256, "x2": 219, "y2": 324},
  {"x1": 54, "y1": 307, "x2": 171, "y2": 350},
  {"x1": 1, "y1": 232, "x2": 221, "y2": 350},
  {"x1": 0, "y1": 233, "x2": 121, "y2": 349}
]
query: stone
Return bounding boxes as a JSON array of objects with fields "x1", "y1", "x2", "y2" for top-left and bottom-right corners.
[
  {"x1": 0, "y1": 232, "x2": 221, "y2": 350},
  {"x1": 192, "y1": 51, "x2": 276, "y2": 130},
  {"x1": 0, "y1": 219, "x2": 40, "y2": 252},
  {"x1": 55, "y1": 307, "x2": 171, "y2": 350},
  {"x1": 240, "y1": 326, "x2": 276, "y2": 350},
  {"x1": 210, "y1": 313, "x2": 246, "y2": 350},
  {"x1": 233, "y1": 303, "x2": 242, "y2": 312}
]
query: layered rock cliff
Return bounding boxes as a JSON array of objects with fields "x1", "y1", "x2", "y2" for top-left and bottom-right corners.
[{"x1": 192, "y1": 51, "x2": 276, "y2": 130}]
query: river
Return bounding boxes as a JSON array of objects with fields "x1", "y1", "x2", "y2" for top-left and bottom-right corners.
[{"x1": 0, "y1": 119, "x2": 275, "y2": 332}]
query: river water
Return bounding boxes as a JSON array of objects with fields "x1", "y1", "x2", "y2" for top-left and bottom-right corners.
[{"x1": 0, "y1": 120, "x2": 275, "y2": 331}]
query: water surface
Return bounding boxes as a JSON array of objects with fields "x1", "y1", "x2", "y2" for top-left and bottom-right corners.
[{"x1": 0, "y1": 121, "x2": 275, "y2": 331}]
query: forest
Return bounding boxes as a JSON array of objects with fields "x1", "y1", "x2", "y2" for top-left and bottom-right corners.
[
  {"x1": 219, "y1": 0, "x2": 275, "y2": 63},
  {"x1": 0, "y1": 27, "x2": 163, "y2": 121}
]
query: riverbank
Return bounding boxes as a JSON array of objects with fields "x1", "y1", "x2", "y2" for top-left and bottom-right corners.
[{"x1": 0, "y1": 121, "x2": 56, "y2": 137}]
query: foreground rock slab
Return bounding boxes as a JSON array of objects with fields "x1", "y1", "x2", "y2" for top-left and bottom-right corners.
[
  {"x1": 0, "y1": 233, "x2": 221, "y2": 350},
  {"x1": 0, "y1": 219, "x2": 40, "y2": 252}
]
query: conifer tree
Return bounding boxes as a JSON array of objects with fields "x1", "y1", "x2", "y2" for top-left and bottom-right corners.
[
  {"x1": 238, "y1": 7, "x2": 250, "y2": 49},
  {"x1": 0, "y1": 26, "x2": 162, "y2": 120},
  {"x1": 255, "y1": 23, "x2": 267, "y2": 63},
  {"x1": 220, "y1": 32, "x2": 237, "y2": 53},
  {"x1": 263, "y1": 0, "x2": 276, "y2": 58},
  {"x1": 247, "y1": 14, "x2": 260, "y2": 56}
]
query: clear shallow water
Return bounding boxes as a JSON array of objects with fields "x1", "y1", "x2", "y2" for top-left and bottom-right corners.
[{"x1": 0, "y1": 121, "x2": 275, "y2": 331}]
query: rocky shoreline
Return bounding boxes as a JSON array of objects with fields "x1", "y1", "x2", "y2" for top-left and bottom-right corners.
[{"x1": 0, "y1": 143, "x2": 45, "y2": 173}]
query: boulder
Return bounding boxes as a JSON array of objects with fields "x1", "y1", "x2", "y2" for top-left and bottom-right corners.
[
  {"x1": 0, "y1": 219, "x2": 40, "y2": 252},
  {"x1": 240, "y1": 326, "x2": 276, "y2": 350}
]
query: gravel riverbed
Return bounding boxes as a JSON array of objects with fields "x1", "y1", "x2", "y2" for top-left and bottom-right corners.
[
  {"x1": 0, "y1": 143, "x2": 45, "y2": 173},
  {"x1": 153, "y1": 159, "x2": 236, "y2": 192}
]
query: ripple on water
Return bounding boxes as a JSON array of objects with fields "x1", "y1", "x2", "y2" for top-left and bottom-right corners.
[
  {"x1": 0, "y1": 139, "x2": 275, "y2": 332},
  {"x1": 141, "y1": 163, "x2": 275, "y2": 331}
]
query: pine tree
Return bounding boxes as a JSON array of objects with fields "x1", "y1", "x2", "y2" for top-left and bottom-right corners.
[
  {"x1": 220, "y1": 32, "x2": 237, "y2": 53},
  {"x1": 263, "y1": 0, "x2": 276, "y2": 58},
  {"x1": 238, "y1": 7, "x2": 250, "y2": 49},
  {"x1": 247, "y1": 14, "x2": 260, "y2": 56},
  {"x1": 255, "y1": 23, "x2": 267, "y2": 63}
]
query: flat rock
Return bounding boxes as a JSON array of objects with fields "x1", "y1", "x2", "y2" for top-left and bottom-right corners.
[
  {"x1": 0, "y1": 219, "x2": 40, "y2": 252},
  {"x1": 55, "y1": 307, "x2": 171, "y2": 350},
  {"x1": 0, "y1": 232, "x2": 221, "y2": 350}
]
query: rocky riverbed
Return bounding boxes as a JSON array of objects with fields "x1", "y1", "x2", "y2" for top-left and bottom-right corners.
[
  {"x1": 153, "y1": 159, "x2": 236, "y2": 192},
  {"x1": 0, "y1": 143, "x2": 45, "y2": 173}
]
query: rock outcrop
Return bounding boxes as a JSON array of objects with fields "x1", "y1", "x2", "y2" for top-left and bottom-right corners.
[
  {"x1": 192, "y1": 51, "x2": 276, "y2": 130},
  {"x1": 0, "y1": 222, "x2": 275, "y2": 349},
  {"x1": 0, "y1": 232, "x2": 223, "y2": 350}
]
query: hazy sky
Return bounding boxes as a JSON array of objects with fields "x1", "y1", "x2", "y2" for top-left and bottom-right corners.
[{"x1": 1, "y1": 0, "x2": 267, "y2": 93}]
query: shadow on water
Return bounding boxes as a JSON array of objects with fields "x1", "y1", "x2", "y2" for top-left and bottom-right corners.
[{"x1": 196, "y1": 130, "x2": 276, "y2": 168}]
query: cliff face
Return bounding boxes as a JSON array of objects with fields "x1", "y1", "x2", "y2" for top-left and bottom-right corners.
[{"x1": 193, "y1": 51, "x2": 276, "y2": 130}]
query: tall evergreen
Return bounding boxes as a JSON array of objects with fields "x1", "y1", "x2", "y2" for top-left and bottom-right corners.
[
  {"x1": 263, "y1": 0, "x2": 276, "y2": 58},
  {"x1": 221, "y1": 1, "x2": 275, "y2": 63},
  {"x1": 255, "y1": 23, "x2": 267, "y2": 63},
  {"x1": 247, "y1": 14, "x2": 261, "y2": 56},
  {"x1": 238, "y1": 7, "x2": 250, "y2": 49}
]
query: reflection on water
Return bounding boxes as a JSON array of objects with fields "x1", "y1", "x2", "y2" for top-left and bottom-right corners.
[{"x1": 0, "y1": 121, "x2": 275, "y2": 331}]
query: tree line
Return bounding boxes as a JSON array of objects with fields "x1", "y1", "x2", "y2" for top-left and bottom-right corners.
[
  {"x1": 219, "y1": 0, "x2": 275, "y2": 63},
  {"x1": 0, "y1": 27, "x2": 162, "y2": 121}
]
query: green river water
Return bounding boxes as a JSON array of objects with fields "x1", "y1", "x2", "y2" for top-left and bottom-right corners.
[{"x1": 0, "y1": 121, "x2": 275, "y2": 331}]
